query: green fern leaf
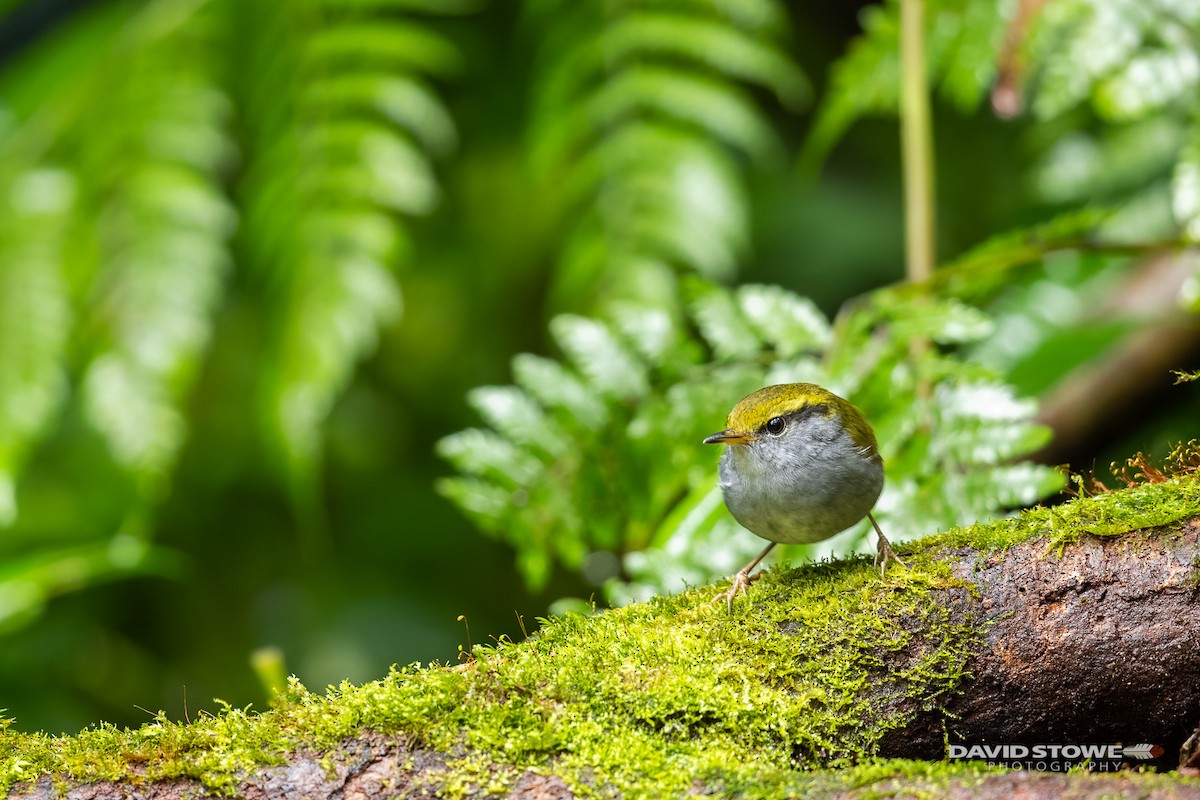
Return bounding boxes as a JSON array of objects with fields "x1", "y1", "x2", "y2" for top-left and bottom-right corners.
[
  {"x1": 512, "y1": 353, "x2": 609, "y2": 430},
  {"x1": 1031, "y1": 0, "x2": 1145, "y2": 120},
  {"x1": 241, "y1": 1, "x2": 462, "y2": 481},
  {"x1": 70, "y1": 9, "x2": 237, "y2": 492},
  {"x1": 590, "y1": 12, "x2": 808, "y2": 108},
  {"x1": 317, "y1": 0, "x2": 482, "y2": 12},
  {"x1": 527, "y1": 0, "x2": 803, "y2": 309},
  {"x1": 611, "y1": 306, "x2": 682, "y2": 368},
  {"x1": 934, "y1": 0, "x2": 1005, "y2": 112},
  {"x1": 0, "y1": 169, "x2": 74, "y2": 525},
  {"x1": 558, "y1": 124, "x2": 747, "y2": 284},
  {"x1": 737, "y1": 284, "x2": 831, "y2": 357},
  {"x1": 433, "y1": 476, "x2": 511, "y2": 528},
  {"x1": 1094, "y1": 47, "x2": 1200, "y2": 122},
  {"x1": 689, "y1": 284, "x2": 762, "y2": 360},
  {"x1": 959, "y1": 463, "x2": 1066, "y2": 512},
  {"x1": 634, "y1": 0, "x2": 789, "y2": 31},
  {"x1": 305, "y1": 21, "x2": 464, "y2": 75},
  {"x1": 306, "y1": 121, "x2": 440, "y2": 214},
  {"x1": 435, "y1": 429, "x2": 543, "y2": 487},
  {"x1": 467, "y1": 386, "x2": 569, "y2": 458},
  {"x1": 550, "y1": 314, "x2": 649, "y2": 398},
  {"x1": 304, "y1": 75, "x2": 458, "y2": 156},
  {"x1": 563, "y1": 65, "x2": 781, "y2": 166},
  {"x1": 938, "y1": 208, "x2": 1113, "y2": 289},
  {"x1": 800, "y1": 3, "x2": 900, "y2": 171},
  {"x1": 799, "y1": 0, "x2": 1013, "y2": 168},
  {"x1": 890, "y1": 298, "x2": 994, "y2": 345}
]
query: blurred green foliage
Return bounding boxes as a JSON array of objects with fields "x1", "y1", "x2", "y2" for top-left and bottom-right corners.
[
  {"x1": 0, "y1": 0, "x2": 1197, "y2": 733},
  {"x1": 524, "y1": 0, "x2": 807, "y2": 311}
]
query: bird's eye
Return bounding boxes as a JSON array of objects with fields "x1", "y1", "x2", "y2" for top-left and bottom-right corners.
[{"x1": 766, "y1": 417, "x2": 786, "y2": 435}]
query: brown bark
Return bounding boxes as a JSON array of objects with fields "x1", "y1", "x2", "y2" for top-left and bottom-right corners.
[
  {"x1": 11, "y1": 521, "x2": 1200, "y2": 799},
  {"x1": 12, "y1": 733, "x2": 576, "y2": 800},
  {"x1": 12, "y1": 734, "x2": 1200, "y2": 800},
  {"x1": 884, "y1": 519, "x2": 1200, "y2": 760}
]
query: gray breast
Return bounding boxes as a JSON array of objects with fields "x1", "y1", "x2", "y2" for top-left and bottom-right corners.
[{"x1": 717, "y1": 412, "x2": 883, "y2": 544}]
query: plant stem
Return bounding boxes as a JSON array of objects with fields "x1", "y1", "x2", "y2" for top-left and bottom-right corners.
[{"x1": 900, "y1": 0, "x2": 936, "y2": 283}]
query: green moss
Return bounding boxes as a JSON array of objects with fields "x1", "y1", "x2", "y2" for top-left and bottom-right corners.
[
  {"x1": 920, "y1": 472, "x2": 1200, "y2": 553},
  {"x1": 0, "y1": 569, "x2": 981, "y2": 797},
  {"x1": 3, "y1": 476, "x2": 1199, "y2": 797}
]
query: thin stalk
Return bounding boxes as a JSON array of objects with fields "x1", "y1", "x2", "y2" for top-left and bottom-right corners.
[
  {"x1": 900, "y1": 0, "x2": 936, "y2": 283},
  {"x1": 900, "y1": 0, "x2": 935, "y2": 404}
]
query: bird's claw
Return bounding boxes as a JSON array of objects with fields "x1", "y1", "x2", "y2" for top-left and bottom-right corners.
[
  {"x1": 713, "y1": 568, "x2": 761, "y2": 612},
  {"x1": 874, "y1": 535, "x2": 906, "y2": 576}
]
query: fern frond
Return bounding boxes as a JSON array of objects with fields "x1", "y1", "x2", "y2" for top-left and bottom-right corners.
[
  {"x1": 304, "y1": 74, "x2": 458, "y2": 156},
  {"x1": 239, "y1": 1, "x2": 461, "y2": 478},
  {"x1": 737, "y1": 285, "x2": 831, "y2": 357},
  {"x1": 0, "y1": 170, "x2": 74, "y2": 525},
  {"x1": 807, "y1": 0, "x2": 1200, "y2": 251},
  {"x1": 547, "y1": 12, "x2": 808, "y2": 111},
  {"x1": 1029, "y1": 0, "x2": 1150, "y2": 121},
  {"x1": 541, "y1": 65, "x2": 781, "y2": 170},
  {"x1": 688, "y1": 282, "x2": 762, "y2": 360},
  {"x1": 938, "y1": 208, "x2": 1113, "y2": 280},
  {"x1": 1094, "y1": 46, "x2": 1200, "y2": 122},
  {"x1": 550, "y1": 314, "x2": 650, "y2": 398},
  {"x1": 467, "y1": 386, "x2": 570, "y2": 458},
  {"x1": 801, "y1": 3, "x2": 901, "y2": 171},
  {"x1": 527, "y1": 0, "x2": 804, "y2": 311},
  {"x1": 436, "y1": 428, "x2": 543, "y2": 487},
  {"x1": 802, "y1": 0, "x2": 1007, "y2": 171},
  {"x1": 556, "y1": 123, "x2": 747, "y2": 285},
  {"x1": 63, "y1": 4, "x2": 237, "y2": 493},
  {"x1": 312, "y1": 0, "x2": 482, "y2": 12},
  {"x1": 512, "y1": 354, "x2": 608, "y2": 429},
  {"x1": 804, "y1": 0, "x2": 1199, "y2": 168},
  {"x1": 305, "y1": 21, "x2": 464, "y2": 75},
  {"x1": 655, "y1": 0, "x2": 789, "y2": 32},
  {"x1": 0, "y1": 0, "x2": 243, "y2": 632}
]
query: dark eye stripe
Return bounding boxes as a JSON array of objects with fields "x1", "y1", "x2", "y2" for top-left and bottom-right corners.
[{"x1": 758, "y1": 404, "x2": 828, "y2": 436}]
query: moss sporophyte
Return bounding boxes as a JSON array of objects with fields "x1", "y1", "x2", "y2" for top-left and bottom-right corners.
[{"x1": 2, "y1": 474, "x2": 1199, "y2": 796}]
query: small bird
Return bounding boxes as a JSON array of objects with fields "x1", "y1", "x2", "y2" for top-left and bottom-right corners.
[{"x1": 703, "y1": 383, "x2": 903, "y2": 609}]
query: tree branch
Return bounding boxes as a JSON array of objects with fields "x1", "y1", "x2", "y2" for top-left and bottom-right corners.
[{"x1": 8, "y1": 482, "x2": 1200, "y2": 798}]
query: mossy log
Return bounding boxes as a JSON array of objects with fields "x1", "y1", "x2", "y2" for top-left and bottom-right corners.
[
  {"x1": 887, "y1": 519, "x2": 1200, "y2": 759},
  {"x1": 6, "y1": 478, "x2": 1200, "y2": 799}
]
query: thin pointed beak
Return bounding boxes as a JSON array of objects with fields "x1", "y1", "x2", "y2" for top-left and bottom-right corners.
[{"x1": 702, "y1": 429, "x2": 755, "y2": 445}]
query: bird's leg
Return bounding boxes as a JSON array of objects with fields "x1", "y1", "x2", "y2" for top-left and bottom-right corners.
[
  {"x1": 714, "y1": 541, "x2": 777, "y2": 612},
  {"x1": 868, "y1": 511, "x2": 905, "y2": 575}
]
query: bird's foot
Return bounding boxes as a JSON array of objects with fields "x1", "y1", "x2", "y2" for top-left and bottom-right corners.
[
  {"x1": 713, "y1": 567, "x2": 762, "y2": 612},
  {"x1": 874, "y1": 534, "x2": 906, "y2": 576}
]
